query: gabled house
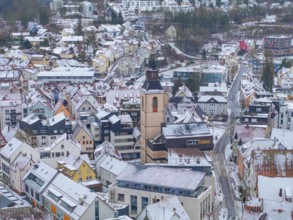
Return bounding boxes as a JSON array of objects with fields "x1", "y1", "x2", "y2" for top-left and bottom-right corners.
[
  {"x1": 25, "y1": 99, "x2": 54, "y2": 119},
  {"x1": 94, "y1": 141, "x2": 122, "y2": 174},
  {"x1": 23, "y1": 161, "x2": 58, "y2": 208},
  {"x1": 97, "y1": 24, "x2": 123, "y2": 38},
  {"x1": 69, "y1": 87, "x2": 100, "y2": 119},
  {"x1": 92, "y1": 56, "x2": 108, "y2": 74},
  {"x1": 0, "y1": 138, "x2": 40, "y2": 186},
  {"x1": 137, "y1": 197, "x2": 190, "y2": 220},
  {"x1": 99, "y1": 155, "x2": 128, "y2": 187},
  {"x1": 18, "y1": 112, "x2": 72, "y2": 148},
  {"x1": 24, "y1": 36, "x2": 44, "y2": 46},
  {"x1": 73, "y1": 96, "x2": 100, "y2": 119},
  {"x1": 165, "y1": 25, "x2": 177, "y2": 41},
  {"x1": 57, "y1": 154, "x2": 96, "y2": 182},
  {"x1": 38, "y1": 133, "x2": 81, "y2": 167},
  {"x1": 175, "y1": 85, "x2": 193, "y2": 99},
  {"x1": 61, "y1": 28, "x2": 75, "y2": 36},
  {"x1": 114, "y1": 57, "x2": 136, "y2": 76},
  {"x1": 0, "y1": 91, "x2": 23, "y2": 130},
  {"x1": 53, "y1": 100, "x2": 72, "y2": 119},
  {"x1": 42, "y1": 173, "x2": 128, "y2": 220},
  {"x1": 197, "y1": 95, "x2": 228, "y2": 120},
  {"x1": 72, "y1": 122, "x2": 95, "y2": 159},
  {"x1": 10, "y1": 152, "x2": 34, "y2": 194},
  {"x1": 30, "y1": 54, "x2": 50, "y2": 66}
]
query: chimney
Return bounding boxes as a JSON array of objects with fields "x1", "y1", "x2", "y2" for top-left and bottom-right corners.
[{"x1": 273, "y1": 137, "x2": 277, "y2": 146}]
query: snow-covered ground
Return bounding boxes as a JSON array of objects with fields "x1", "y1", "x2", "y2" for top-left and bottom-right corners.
[
  {"x1": 243, "y1": 199, "x2": 293, "y2": 220},
  {"x1": 208, "y1": 122, "x2": 226, "y2": 144},
  {"x1": 224, "y1": 143, "x2": 232, "y2": 162},
  {"x1": 218, "y1": 208, "x2": 228, "y2": 220},
  {"x1": 168, "y1": 42, "x2": 198, "y2": 59},
  {"x1": 261, "y1": 15, "x2": 276, "y2": 23}
]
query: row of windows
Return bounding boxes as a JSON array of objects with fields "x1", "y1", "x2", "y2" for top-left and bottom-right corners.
[
  {"x1": 32, "y1": 130, "x2": 64, "y2": 135},
  {"x1": 25, "y1": 184, "x2": 40, "y2": 202},
  {"x1": 200, "y1": 195, "x2": 211, "y2": 220},
  {"x1": 117, "y1": 181, "x2": 193, "y2": 197},
  {"x1": 40, "y1": 151, "x2": 68, "y2": 159},
  {"x1": 114, "y1": 138, "x2": 134, "y2": 143},
  {"x1": 78, "y1": 141, "x2": 93, "y2": 145},
  {"x1": 48, "y1": 191, "x2": 75, "y2": 213},
  {"x1": 186, "y1": 140, "x2": 199, "y2": 145}
]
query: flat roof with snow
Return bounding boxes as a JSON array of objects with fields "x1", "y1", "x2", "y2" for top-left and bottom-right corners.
[
  {"x1": 162, "y1": 122, "x2": 211, "y2": 138},
  {"x1": 117, "y1": 164, "x2": 206, "y2": 191}
]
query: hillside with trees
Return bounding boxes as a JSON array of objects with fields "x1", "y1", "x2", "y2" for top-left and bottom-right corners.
[{"x1": 0, "y1": 0, "x2": 50, "y2": 26}]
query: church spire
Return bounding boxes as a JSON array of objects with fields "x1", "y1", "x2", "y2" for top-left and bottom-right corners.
[{"x1": 148, "y1": 52, "x2": 156, "y2": 70}]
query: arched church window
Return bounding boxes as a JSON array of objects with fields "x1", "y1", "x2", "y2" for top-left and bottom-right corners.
[{"x1": 152, "y1": 97, "x2": 158, "y2": 112}]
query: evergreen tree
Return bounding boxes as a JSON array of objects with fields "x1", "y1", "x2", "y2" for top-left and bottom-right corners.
[
  {"x1": 39, "y1": 8, "x2": 50, "y2": 25},
  {"x1": 262, "y1": 50, "x2": 274, "y2": 92},
  {"x1": 76, "y1": 17, "x2": 83, "y2": 35},
  {"x1": 216, "y1": 0, "x2": 221, "y2": 7},
  {"x1": 117, "y1": 11, "x2": 124, "y2": 25},
  {"x1": 238, "y1": 138, "x2": 243, "y2": 146},
  {"x1": 23, "y1": 39, "x2": 32, "y2": 49},
  {"x1": 202, "y1": 49, "x2": 207, "y2": 60},
  {"x1": 172, "y1": 78, "x2": 183, "y2": 96},
  {"x1": 40, "y1": 38, "x2": 49, "y2": 47},
  {"x1": 185, "y1": 77, "x2": 200, "y2": 93},
  {"x1": 59, "y1": 7, "x2": 67, "y2": 17},
  {"x1": 234, "y1": 132, "x2": 238, "y2": 140},
  {"x1": 111, "y1": 10, "x2": 117, "y2": 24},
  {"x1": 279, "y1": 58, "x2": 293, "y2": 70}
]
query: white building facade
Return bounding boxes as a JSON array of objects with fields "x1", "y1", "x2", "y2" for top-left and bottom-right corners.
[
  {"x1": 279, "y1": 103, "x2": 293, "y2": 130},
  {"x1": 110, "y1": 164, "x2": 214, "y2": 220}
]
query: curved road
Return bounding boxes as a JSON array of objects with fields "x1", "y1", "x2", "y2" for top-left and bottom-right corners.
[{"x1": 214, "y1": 64, "x2": 248, "y2": 219}]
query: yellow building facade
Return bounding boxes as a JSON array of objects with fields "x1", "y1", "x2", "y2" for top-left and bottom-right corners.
[{"x1": 57, "y1": 159, "x2": 96, "y2": 182}]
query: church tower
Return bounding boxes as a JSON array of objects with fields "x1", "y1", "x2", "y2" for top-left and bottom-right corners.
[{"x1": 140, "y1": 53, "x2": 168, "y2": 163}]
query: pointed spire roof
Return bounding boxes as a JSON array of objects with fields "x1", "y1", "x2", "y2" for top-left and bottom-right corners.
[{"x1": 142, "y1": 52, "x2": 163, "y2": 91}]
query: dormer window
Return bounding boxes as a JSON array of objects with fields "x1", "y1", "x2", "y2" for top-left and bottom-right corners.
[{"x1": 152, "y1": 97, "x2": 158, "y2": 112}]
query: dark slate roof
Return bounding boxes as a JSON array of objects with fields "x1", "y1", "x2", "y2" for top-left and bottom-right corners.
[
  {"x1": 142, "y1": 80, "x2": 163, "y2": 91},
  {"x1": 194, "y1": 105, "x2": 205, "y2": 120}
]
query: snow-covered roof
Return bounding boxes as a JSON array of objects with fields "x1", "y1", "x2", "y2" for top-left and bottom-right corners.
[
  {"x1": 137, "y1": 197, "x2": 190, "y2": 220},
  {"x1": 94, "y1": 141, "x2": 121, "y2": 161},
  {"x1": 168, "y1": 148, "x2": 212, "y2": 167},
  {"x1": 37, "y1": 66, "x2": 95, "y2": 78},
  {"x1": 0, "y1": 138, "x2": 26, "y2": 159},
  {"x1": 162, "y1": 122, "x2": 211, "y2": 138},
  {"x1": 271, "y1": 128, "x2": 293, "y2": 150},
  {"x1": 119, "y1": 114, "x2": 132, "y2": 124},
  {"x1": 100, "y1": 156, "x2": 128, "y2": 176},
  {"x1": 175, "y1": 85, "x2": 193, "y2": 98},
  {"x1": 198, "y1": 95, "x2": 227, "y2": 103},
  {"x1": 61, "y1": 36, "x2": 83, "y2": 42},
  {"x1": 48, "y1": 112, "x2": 65, "y2": 126},
  {"x1": 108, "y1": 115, "x2": 120, "y2": 124},
  {"x1": 23, "y1": 161, "x2": 58, "y2": 192},
  {"x1": 258, "y1": 176, "x2": 293, "y2": 200},
  {"x1": 117, "y1": 164, "x2": 206, "y2": 191},
  {"x1": 234, "y1": 124, "x2": 267, "y2": 143},
  {"x1": 43, "y1": 173, "x2": 97, "y2": 220},
  {"x1": 10, "y1": 152, "x2": 32, "y2": 171},
  {"x1": 240, "y1": 138, "x2": 277, "y2": 158},
  {"x1": 252, "y1": 150, "x2": 293, "y2": 177}
]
